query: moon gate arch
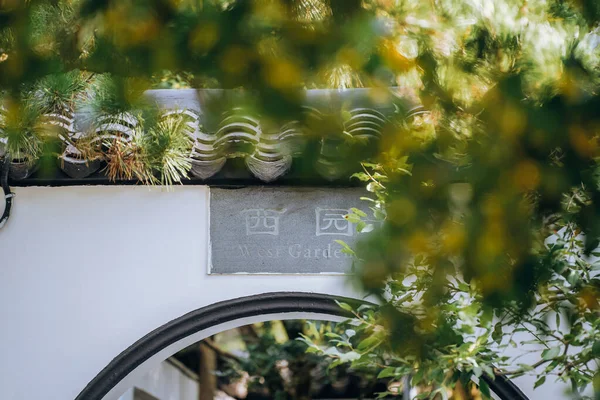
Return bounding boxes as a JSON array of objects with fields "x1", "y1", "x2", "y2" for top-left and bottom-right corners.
[{"x1": 75, "y1": 292, "x2": 529, "y2": 400}]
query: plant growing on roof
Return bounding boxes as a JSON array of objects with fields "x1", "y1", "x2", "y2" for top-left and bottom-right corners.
[
  {"x1": 0, "y1": 95, "x2": 46, "y2": 180},
  {"x1": 83, "y1": 74, "x2": 149, "y2": 140},
  {"x1": 82, "y1": 74, "x2": 149, "y2": 181},
  {"x1": 30, "y1": 71, "x2": 90, "y2": 129},
  {"x1": 29, "y1": 71, "x2": 103, "y2": 178},
  {"x1": 101, "y1": 106, "x2": 194, "y2": 185}
]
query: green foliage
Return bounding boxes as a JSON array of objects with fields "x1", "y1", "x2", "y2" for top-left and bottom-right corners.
[
  {"x1": 29, "y1": 71, "x2": 90, "y2": 114},
  {"x1": 0, "y1": 96, "x2": 45, "y2": 162},
  {"x1": 100, "y1": 108, "x2": 195, "y2": 184},
  {"x1": 84, "y1": 74, "x2": 149, "y2": 118},
  {"x1": 216, "y1": 320, "x2": 388, "y2": 399},
  {"x1": 132, "y1": 112, "x2": 194, "y2": 185},
  {"x1": 1, "y1": 72, "x2": 194, "y2": 184},
  {"x1": 1, "y1": 0, "x2": 600, "y2": 398},
  {"x1": 312, "y1": 227, "x2": 600, "y2": 396}
]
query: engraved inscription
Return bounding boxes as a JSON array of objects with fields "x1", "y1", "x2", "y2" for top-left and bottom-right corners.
[
  {"x1": 315, "y1": 208, "x2": 353, "y2": 236},
  {"x1": 241, "y1": 208, "x2": 286, "y2": 236},
  {"x1": 236, "y1": 243, "x2": 352, "y2": 260},
  {"x1": 210, "y1": 187, "x2": 370, "y2": 274}
]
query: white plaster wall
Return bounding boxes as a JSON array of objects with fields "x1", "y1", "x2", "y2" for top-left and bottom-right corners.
[
  {"x1": 118, "y1": 361, "x2": 198, "y2": 400},
  {"x1": 0, "y1": 186, "x2": 354, "y2": 400},
  {"x1": 0, "y1": 185, "x2": 572, "y2": 400}
]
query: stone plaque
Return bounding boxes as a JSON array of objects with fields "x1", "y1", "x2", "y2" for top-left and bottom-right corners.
[{"x1": 209, "y1": 187, "x2": 373, "y2": 274}]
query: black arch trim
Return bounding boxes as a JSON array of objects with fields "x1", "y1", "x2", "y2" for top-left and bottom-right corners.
[
  {"x1": 482, "y1": 373, "x2": 530, "y2": 400},
  {"x1": 74, "y1": 292, "x2": 528, "y2": 400}
]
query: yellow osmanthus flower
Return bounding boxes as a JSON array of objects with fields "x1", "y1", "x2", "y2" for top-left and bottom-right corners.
[
  {"x1": 252, "y1": 0, "x2": 286, "y2": 23},
  {"x1": 569, "y1": 125, "x2": 599, "y2": 159},
  {"x1": 578, "y1": 286, "x2": 599, "y2": 310},
  {"x1": 559, "y1": 71, "x2": 586, "y2": 104},
  {"x1": 407, "y1": 230, "x2": 432, "y2": 254},
  {"x1": 476, "y1": 222, "x2": 506, "y2": 261},
  {"x1": 220, "y1": 46, "x2": 252, "y2": 76},
  {"x1": 380, "y1": 38, "x2": 414, "y2": 73},
  {"x1": 513, "y1": 159, "x2": 541, "y2": 192},
  {"x1": 263, "y1": 59, "x2": 302, "y2": 90},
  {"x1": 104, "y1": 5, "x2": 159, "y2": 48},
  {"x1": 475, "y1": 195, "x2": 509, "y2": 262},
  {"x1": 189, "y1": 23, "x2": 219, "y2": 53},
  {"x1": 498, "y1": 103, "x2": 527, "y2": 139},
  {"x1": 361, "y1": 260, "x2": 389, "y2": 289},
  {"x1": 441, "y1": 221, "x2": 466, "y2": 255},
  {"x1": 5, "y1": 52, "x2": 23, "y2": 78},
  {"x1": 387, "y1": 197, "x2": 416, "y2": 226},
  {"x1": 367, "y1": 86, "x2": 393, "y2": 105},
  {"x1": 337, "y1": 47, "x2": 365, "y2": 70}
]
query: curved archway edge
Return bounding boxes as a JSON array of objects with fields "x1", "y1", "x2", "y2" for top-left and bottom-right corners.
[{"x1": 75, "y1": 292, "x2": 529, "y2": 400}]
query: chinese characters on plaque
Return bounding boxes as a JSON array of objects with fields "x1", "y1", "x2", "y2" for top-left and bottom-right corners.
[
  {"x1": 241, "y1": 207, "x2": 356, "y2": 237},
  {"x1": 210, "y1": 187, "x2": 375, "y2": 274},
  {"x1": 241, "y1": 209, "x2": 286, "y2": 236},
  {"x1": 315, "y1": 208, "x2": 353, "y2": 236}
]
